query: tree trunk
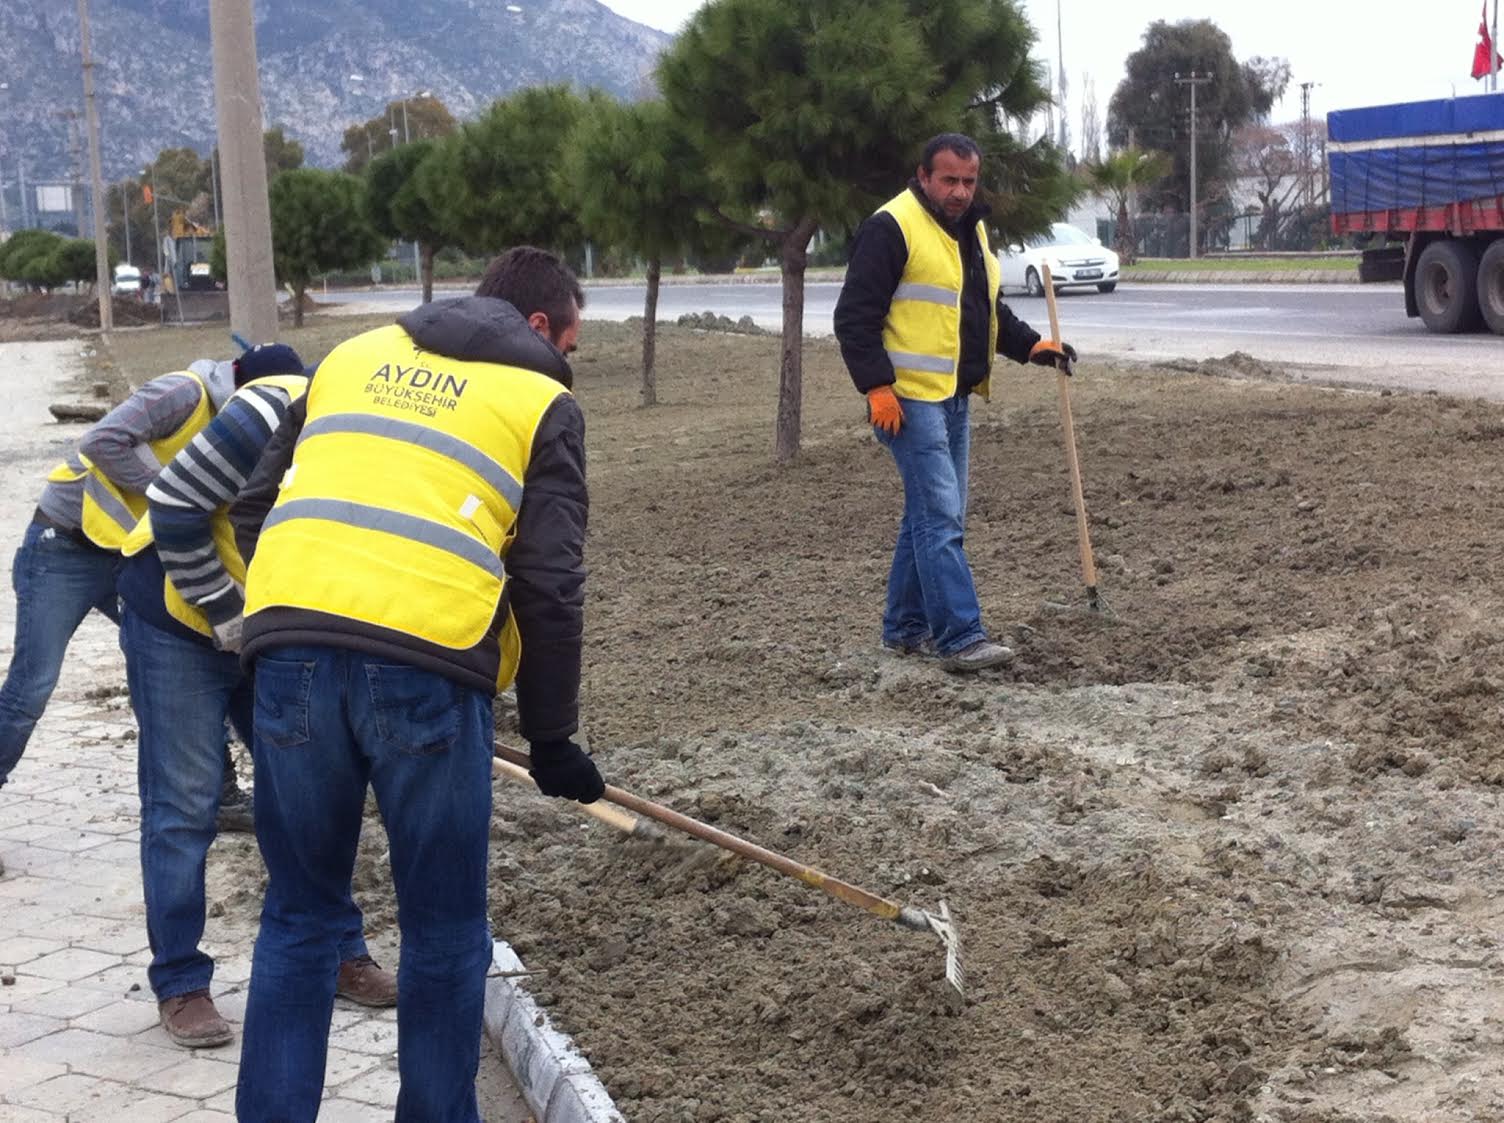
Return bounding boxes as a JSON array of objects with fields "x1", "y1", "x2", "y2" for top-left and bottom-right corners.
[
  {"x1": 1116, "y1": 197, "x2": 1135, "y2": 265},
  {"x1": 641, "y1": 254, "x2": 660, "y2": 408},
  {"x1": 293, "y1": 281, "x2": 305, "y2": 328},
  {"x1": 421, "y1": 243, "x2": 435, "y2": 304},
  {"x1": 774, "y1": 220, "x2": 819, "y2": 463}
]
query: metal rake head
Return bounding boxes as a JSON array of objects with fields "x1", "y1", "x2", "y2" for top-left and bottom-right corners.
[
  {"x1": 897, "y1": 899, "x2": 965, "y2": 1001},
  {"x1": 926, "y1": 900, "x2": 964, "y2": 1000}
]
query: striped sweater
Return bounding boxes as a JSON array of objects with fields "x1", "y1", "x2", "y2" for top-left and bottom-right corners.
[{"x1": 146, "y1": 379, "x2": 304, "y2": 626}]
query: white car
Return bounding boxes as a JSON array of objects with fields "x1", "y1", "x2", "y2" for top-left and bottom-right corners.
[
  {"x1": 998, "y1": 222, "x2": 1120, "y2": 295},
  {"x1": 111, "y1": 264, "x2": 141, "y2": 297}
]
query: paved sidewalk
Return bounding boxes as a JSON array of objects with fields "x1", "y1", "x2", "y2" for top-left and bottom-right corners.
[{"x1": 0, "y1": 340, "x2": 526, "y2": 1122}]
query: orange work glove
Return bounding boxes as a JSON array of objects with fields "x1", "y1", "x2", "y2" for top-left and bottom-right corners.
[
  {"x1": 866, "y1": 385, "x2": 904, "y2": 435},
  {"x1": 1028, "y1": 339, "x2": 1078, "y2": 375}
]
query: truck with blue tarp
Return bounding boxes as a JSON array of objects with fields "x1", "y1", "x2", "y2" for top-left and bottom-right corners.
[{"x1": 1329, "y1": 93, "x2": 1504, "y2": 333}]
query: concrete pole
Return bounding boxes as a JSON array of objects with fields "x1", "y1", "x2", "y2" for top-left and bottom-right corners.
[
  {"x1": 77, "y1": 0, "x2": 112, "y2": 332},
  {"x1": 210, "y1": 0, "x2": 278, "y2": 343},
  {"x1": 1175, "y1": 72, "x2": 1212, "y2": 259},
  {"x1": 122, "y1": 186, "x2": 131, "y2": 266}
]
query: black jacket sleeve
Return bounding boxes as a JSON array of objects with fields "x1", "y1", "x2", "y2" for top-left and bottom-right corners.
[
  {"x1": 230, "y1": 393, "x2": 305, "y2": 565},
  {"x1": 508, "y1": 395, "x2": 588, "y2": 744},
  {"x1": 833, "y1": 212, "x2": 908, "y2": 394},
  {"x1": 996, "y1": 295, "x2": 1042, "y2": 365}
]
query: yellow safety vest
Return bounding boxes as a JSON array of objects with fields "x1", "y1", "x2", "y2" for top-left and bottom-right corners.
[
  {"x1": 44, "y1": 372, "x2": 213, "y2": 550},
  {"x1": 245, "y1": 324, "x2": 569, "y2": 691},
  {"x1": 876, "y1": 189, "x2": 1001, "y2": 402},
  {"x1": 120, "y1": 374, "x2": 309, "y2": 638}
]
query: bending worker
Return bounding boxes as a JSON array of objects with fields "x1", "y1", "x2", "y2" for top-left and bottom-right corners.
[
  {"x1": 232, "y1": 247, "x2": 605, "y2": 1122},
  {"x1": 115, "y1": 343, "x2": 396, "y2": 1049},
  {"x1": 834, "y1": 131, "x2": 1077, "y2": 673},
  {"x1": 0, "y1": 358, "x2": 234, "y2": 792}
]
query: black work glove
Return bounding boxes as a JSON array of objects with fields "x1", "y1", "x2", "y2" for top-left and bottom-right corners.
[
  {"x1": 528, "y1": 739, "x2": 605, "y2": 804},
  {"x1": 1028, "y1": 339, "x2": 1077, "y2": 375}
]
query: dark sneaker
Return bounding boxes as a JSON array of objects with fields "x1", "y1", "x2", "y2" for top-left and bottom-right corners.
[
  {"x1": 337, "y1": 954, "x2": 398, "y2": 1007},
  {"x1": 159, "y1": 989, "x2": 233, "y2": 1048},
  {"x1": 216, "y1": 788, "x2": 254, "y2": 833},
  {"x1": 940, "y1": 640, "x2": 1014, "y2": 673},
  {"x1": 882, "y1": 637, "x2": 935, "y2": 657}
]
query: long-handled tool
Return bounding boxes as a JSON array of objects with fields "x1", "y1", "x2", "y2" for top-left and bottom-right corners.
[
  {"x1": 493, "y1": 743, "x2": 964, "y2": 1000},
  {"x1": 492, "y1": 756, "x2": 666, "y2": 841},
  {"x1": 1040, "y1": 263, "x2": 1106, "y2": 614}
]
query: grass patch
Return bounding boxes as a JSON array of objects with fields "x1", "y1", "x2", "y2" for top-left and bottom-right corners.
[{"x1": 1130, "y1": 255, "x2": 1358, "y2": 273}]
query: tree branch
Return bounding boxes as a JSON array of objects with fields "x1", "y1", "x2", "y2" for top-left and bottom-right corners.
[{"x1": 709, "y1": 205, "x2": 785, "y2": 242}]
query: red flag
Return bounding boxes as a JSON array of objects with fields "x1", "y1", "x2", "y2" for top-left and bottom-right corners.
[
  {"x1": 1473, "y1": 2, "x2": 1501, "y2": 79},
  {"x1": 142, "y1": 184, "x2": 153, "y2": 205}
]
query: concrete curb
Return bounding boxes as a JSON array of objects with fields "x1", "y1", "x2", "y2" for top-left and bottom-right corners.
[
  {"x1": 483, "y1": 940, "x2": 625, "y2": 1123},
  {"x1": 1121, "y1": 269, "x2": 1356, "y2": 284}
]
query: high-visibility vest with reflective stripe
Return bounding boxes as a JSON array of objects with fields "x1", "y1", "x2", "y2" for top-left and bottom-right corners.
[
  {"x1": 44, "y1": 372, "x2": 213, "y2": 550},
  {"x1": 876, "y1": 189, "x2": 1001, "y2": 402},
  {"x1": 245, "y1": 324, "x2": 568, "y2": 691},
  {"x1": 119, "y1": 374, "x2": 309, "y2": 639}
]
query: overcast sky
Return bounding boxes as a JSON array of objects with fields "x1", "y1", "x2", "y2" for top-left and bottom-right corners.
[{"x1": 600, "y1": 0, "x2": 1503, "y2": 153}]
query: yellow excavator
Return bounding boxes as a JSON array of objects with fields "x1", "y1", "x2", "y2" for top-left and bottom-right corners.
[{"x1": 161, "y1": 210, "x2": 218, "y2": 294}]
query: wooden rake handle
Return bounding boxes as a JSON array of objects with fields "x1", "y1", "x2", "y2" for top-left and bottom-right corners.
[
  {"x1": 1039, "y1": 263, "x2": 1099, "y2": 594},
  {"x1": 493, "y1": 744, "x2": 909, "y2": 924}
]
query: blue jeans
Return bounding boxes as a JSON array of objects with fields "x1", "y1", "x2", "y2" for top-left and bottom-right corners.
[
  {"x1": 875, "y1": 395, "x2": 987, "y2": 656},
  {"x1": 0, "y1": 521, "x2": 120, "y2": 786},
  {"x1": 119, "y1": 612, "x2": 371, "y2": 1002},
  {"x1": 237, "y1": 646, "x2": 493, "y2": 1123}
]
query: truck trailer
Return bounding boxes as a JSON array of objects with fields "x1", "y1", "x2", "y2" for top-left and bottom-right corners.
[{"x1": 1329, "y1": 93, "x2": 1504, "y2": 333}]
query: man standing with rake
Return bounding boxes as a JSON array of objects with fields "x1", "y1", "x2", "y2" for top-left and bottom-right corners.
[{"x1": 835, "y1": 132, "x2": 1077, "y2": 672}]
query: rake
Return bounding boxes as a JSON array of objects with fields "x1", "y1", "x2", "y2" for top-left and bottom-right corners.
[
  {"x1": 1039, "y1": 262, "x2": 1110, "y2": 616},
  {"x1": 493, "y1": 743, "x2": 964, "y2": 1002}
]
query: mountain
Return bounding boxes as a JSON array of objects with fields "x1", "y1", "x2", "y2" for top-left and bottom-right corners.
[{"x1": 0, "y1": 0, "x2": 670, "y2": 211}]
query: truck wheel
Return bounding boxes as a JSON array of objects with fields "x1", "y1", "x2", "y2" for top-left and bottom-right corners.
[
  {"x1": 1415, "y1": 239, "x2": 1482, "y2": 333},
  {"x1": 1477, "y1": 241, "x2": 1504, "y2": 335}
]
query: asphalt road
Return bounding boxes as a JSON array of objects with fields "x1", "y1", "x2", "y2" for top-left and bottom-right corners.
[{"x1": 321, "y1": 280, "x2": 1504, "y2": 398}]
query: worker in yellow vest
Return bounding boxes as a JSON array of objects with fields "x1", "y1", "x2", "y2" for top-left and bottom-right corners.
[
  {"x1": 0, "y1": 360, "x2": 235, "y2": 793},
  {"x1": 834, "y1": 133, "x2": 1077, "y2": 673},
  {"x1": 232, "y1": 247, "x2": 603, "y2": 1121}
]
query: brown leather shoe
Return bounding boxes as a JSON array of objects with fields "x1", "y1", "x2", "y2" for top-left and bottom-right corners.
[
  {"x1": 336, "y1": 954, "x2": 398, "y2": 1007},
  {"x1": 158, "y1": 989, "x2": 233, "y2": 1048}
]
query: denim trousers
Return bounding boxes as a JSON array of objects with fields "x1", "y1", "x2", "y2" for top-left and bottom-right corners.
[
  {"x1": 874, "y1": 394, "x2": 988, "y2": 655},
  {"x1": 0, "y1": 522, "x2": 120, "y2": 786},
  {"x1": 237, "y1": 646, "x2": 493, "y2": 1123},
  {"x1": 119, "y1": 611, "x2": 371, "y2": 1002}
]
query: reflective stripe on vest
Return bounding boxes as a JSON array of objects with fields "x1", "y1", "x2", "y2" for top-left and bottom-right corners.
[
  {"x1": 45, "y1": 372, "x2": 213, "y2": 550},
  {"x1": 120, "y1": 374, "x2": 308, "y2": 637},
  {"x1": 301, "y1": 414, "x2": 525, "y2": 512},
  {"x1": 245, "y1": 323, "x2": 567, "y2": 687},
  {"x1": 876, "y1": 189, "x2": 1001, "y2": 402}
]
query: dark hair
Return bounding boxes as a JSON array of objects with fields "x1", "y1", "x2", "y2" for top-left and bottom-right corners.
[
  {"x1": 474, "y1": 246, "x2": 585, "y2": 329},
  {"x1": 921, "y1": 133, "x2": 983, "y2": 172}
]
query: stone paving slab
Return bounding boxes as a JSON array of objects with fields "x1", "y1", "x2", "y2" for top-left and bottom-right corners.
[{"x1": 0, "y1": 340, "x2": 529, "y2": 1121}]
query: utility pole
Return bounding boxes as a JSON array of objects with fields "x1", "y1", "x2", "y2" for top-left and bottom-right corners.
[
  {"x1": 78, "y1": 0, "x2": 112, "y2": 332},
  {"x1": 19, "y1": 157, "x2": 29, "y2": 229},
  {"x1": 149, "y1": 167, "x2": 163, "y2": 280},
  {"x1": 1056, "y1": 0, "x2": 1069, "y2": 154},
  {"x1": 1299, "y1": 81, "x2": 1320, "y2": 209},
  {"x1": 1174, "y1": 71, "x2": 1213, "y2": 258},
  {"x1": 210, "y1": 0, "x2": 278, "y2": 343},
  {"x1": 58, "y1": 110, "x2": 85, "y2": 237},
  {"x1": 0, "y1": 82, "x2": 9, "y2": 234},
  {"x1": 122, "y1": 185, "x2": 131, "y2": 266},
  {"x1": 1494, "y1": 0, "x2": 1500, "y2": 92}
]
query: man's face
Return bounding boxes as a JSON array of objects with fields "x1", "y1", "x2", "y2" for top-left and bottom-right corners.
[
  {"x1": 527, "y1": 303, "x2": 581, "y2": 355},
  {"x1": 917, "y1": 149, "x2": 981, "y2": 221}
]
